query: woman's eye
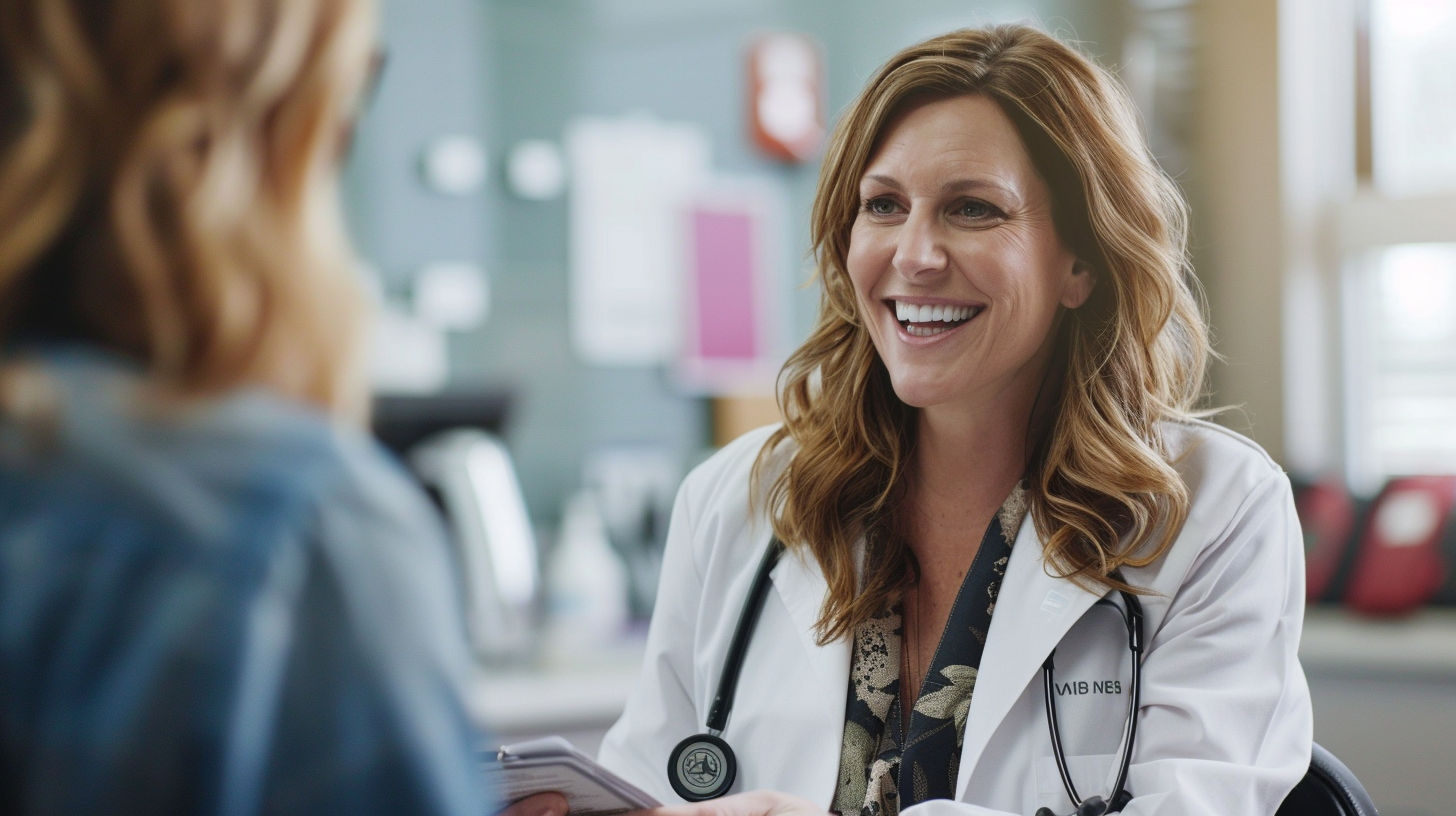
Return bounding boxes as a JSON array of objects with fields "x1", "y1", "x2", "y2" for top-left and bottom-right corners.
[
  {"x1": 956, "y1": 200, "x2": 1000, "y2": 219},
  {"x1": 864, "y1": 197, "x2": 899, "y2": 216}
]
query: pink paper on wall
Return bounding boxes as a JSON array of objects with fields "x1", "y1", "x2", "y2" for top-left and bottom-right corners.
[
  {"x1": 691, "y1": 210, "x2": 758, "y2": 361},
  {"x1": 675, "y1": 177, "x2": 784, "y2": 396}
]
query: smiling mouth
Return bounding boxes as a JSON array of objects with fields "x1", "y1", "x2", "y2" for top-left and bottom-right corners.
[{"x1": 891, "y1": 300, "x2": 984, "y2": 337}]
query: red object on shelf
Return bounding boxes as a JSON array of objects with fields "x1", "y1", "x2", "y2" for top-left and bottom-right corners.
[
  {"x1": 1344, "y1": 475, "x2": 1456, "y2": 616},
  {"x1": 747, "y1": 33, "x2": 824, "y2": 163},
  {"x1": 1295, "y1": 478, "x2": 1358, "y2": 602}
]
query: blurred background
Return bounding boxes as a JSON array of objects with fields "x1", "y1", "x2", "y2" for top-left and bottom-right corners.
[{"x1": 342, "y1": 1, "x2": 1456, "y2": 814}]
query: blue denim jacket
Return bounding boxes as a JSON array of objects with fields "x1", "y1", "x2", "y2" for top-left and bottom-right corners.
[{"x1": 0, "y1": 348, "x2": 494, "y2": 815}]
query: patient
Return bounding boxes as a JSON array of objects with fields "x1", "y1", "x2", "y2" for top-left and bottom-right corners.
[{"x1": 0, "y1": 1, "x2": 500, "y2": 812}]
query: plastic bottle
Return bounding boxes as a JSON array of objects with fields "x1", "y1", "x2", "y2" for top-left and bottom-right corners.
[{"x1": 543, "y1": 490, "x2": 631, "y2": 658}]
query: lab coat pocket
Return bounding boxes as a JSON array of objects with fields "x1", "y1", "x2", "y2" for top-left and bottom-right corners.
[{"x1": 1034, "y1": 753, "x2": 1116, "y2": 804}]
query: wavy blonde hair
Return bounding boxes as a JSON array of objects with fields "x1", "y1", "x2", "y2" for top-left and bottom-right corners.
[
  {"x1": 756, "y1": 25, "x2": 1210, "y2": 643},
  {"x1": 0, "y1": 0, "x2": 377, "y2": 419}
]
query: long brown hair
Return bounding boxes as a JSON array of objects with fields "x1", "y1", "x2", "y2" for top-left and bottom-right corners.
[
  {"x1": 0, "y1": 0, "x2": 377, "y2": 419},
  {"x1": 755, "y1": 25, "x2": 1209, "y2": 643}
]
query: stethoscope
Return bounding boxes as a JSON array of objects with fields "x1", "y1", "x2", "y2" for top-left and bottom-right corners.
[
  {"x1": 1036, "y1": 591, "x2": 1143, "y2": 816},
  {"x1": 666, "y1": 538, "x2": 1145, "y2": 816}
]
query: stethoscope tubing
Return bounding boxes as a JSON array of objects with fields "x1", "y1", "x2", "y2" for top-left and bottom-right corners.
[
  {"x1": 683, "y1": 536, "x2": 1145, "y2": 814},
  {"x1": 668, "y1": 539, "x2": 786, "y2": 802},
  {"x1": 1041, "y1": 590, "x2": 1144, "y2": 813},
  {"x1": 1110, "y1": 592, "x2": 1143, "y2": 804},
  {"x1": 1042, "y1": 649, "x2": 1081, "y2": 804},
  {"x1": 705, "y1": 538, "x2": 785, "y2": 734}
]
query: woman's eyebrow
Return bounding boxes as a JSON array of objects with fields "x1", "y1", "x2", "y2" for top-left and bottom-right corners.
[
  {"x1": 941, "y1": 178, "x2": 1018, "y2": 198},
  {"x1": 860, "y1": 174, "x2": 1019, "y2": 200},
  {"x1": 860, "y1": 174, "x2": 904, "y2": 192}
]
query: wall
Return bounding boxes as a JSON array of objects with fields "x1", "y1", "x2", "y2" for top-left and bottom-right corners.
[
  {"x1": 1189, "y1": 0, "x2": 1367, "y2": 477},
  {"x1": 345, "y1": 0, "x2": 493, "y2": 289},
  {"x1": 347, "y1": 0, "x2": 1130, "y2": 523},
  {"x1": 1188, "y1": 0, "x2": 1286, "y2": 462}
]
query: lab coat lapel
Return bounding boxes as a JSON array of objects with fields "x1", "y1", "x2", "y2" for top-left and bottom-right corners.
[
  {"x1": 770, "y1": 545, "x2": 851, "y2": 802},
  {"x1": 768, "y1": 543, "x2": 852, "y2": 687},
  {"x1": 954, "y1": 514, "x2": 1103, "y2": 800}
]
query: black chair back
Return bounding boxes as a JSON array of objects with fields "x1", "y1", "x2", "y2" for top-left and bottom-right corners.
[{"x1": 1277, "y1": 743, "x2": 1378, "y2": 816}]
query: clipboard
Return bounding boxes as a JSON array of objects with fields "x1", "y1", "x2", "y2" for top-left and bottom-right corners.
[{"x1": 486, "y1": 736, "x2": 661, "y2": 816}]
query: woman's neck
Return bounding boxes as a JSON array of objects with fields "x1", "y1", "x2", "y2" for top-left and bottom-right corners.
[
  {"x1": 913, "y1": 397, "x2": 1031, "y2": 513},
  {"x1": 899, "y1": 401, "x2": 1034, "y2": 701}
]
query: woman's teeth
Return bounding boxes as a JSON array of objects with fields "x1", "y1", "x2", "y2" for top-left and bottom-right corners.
[
  {"x1": 905, "y1": 324, "x2": 949, "y2": 337},
  {"x1": 893, "y1": 301, "x2": 980, "y2": 336}
]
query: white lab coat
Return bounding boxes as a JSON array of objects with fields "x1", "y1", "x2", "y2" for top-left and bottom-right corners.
[{"x1": 599, "y1": 420, "x2": 1312, "y2": 816}]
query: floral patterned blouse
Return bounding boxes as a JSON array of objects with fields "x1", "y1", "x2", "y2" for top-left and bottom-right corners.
[{"x1": 832, "y1": 485, "x2": 1029, "y2": 816}]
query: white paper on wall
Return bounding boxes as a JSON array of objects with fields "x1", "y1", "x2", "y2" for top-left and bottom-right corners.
[
  {"x1": 367, "y1": 303, "x2": 450, "y2": 394},
  {"x1": 566, "y1": 115, "x2": 710, "y2": 366}
]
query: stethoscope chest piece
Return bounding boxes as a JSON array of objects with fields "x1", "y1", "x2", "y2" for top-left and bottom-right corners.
[
  {"x1": 665, "y1": 538, "x2": 783, "y2": 802},
  {"x1": 668, "y1": 733, "x2": 737, "y2": 802}
]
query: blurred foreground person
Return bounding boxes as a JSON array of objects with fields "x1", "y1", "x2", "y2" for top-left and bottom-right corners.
[{"x1": 0, "y1": 1, "x2": 495, "y2": 813}]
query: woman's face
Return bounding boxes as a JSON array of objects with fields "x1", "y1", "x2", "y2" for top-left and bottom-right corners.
[{"x1": 847, "y1": 93, "x2": 1093, "y2": 414}]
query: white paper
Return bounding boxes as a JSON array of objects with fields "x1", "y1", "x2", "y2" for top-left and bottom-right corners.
[
  {"x1": 413, "y1": 261, "x2": 490, "y2": 330},
  {"x1": 487, "y1": 736, "x2": 659, "y2": 816},
  {"x1": 490, "y1": 763, "x2": 637, "y2": 815},
  {"x1": 567, "y1": 115, "x2": 710, "y2": 366},
  {"x1": 366, "y1": 303, "x2": 449, "y2": 394}
]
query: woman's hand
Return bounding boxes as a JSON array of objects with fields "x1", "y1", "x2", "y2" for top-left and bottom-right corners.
[
  {"x1": 497, "y1": 792, "x2": 570, "y2": 816},
  {"x1": 635, "y1": 791, "x2": 829, "y2": 816}
]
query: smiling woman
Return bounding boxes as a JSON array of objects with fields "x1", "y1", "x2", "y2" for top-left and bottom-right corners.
[
  {"x1": 764, "y1": 30, "x2": 1209, "y2": 648},
  {"x1": 848, "y1": 94, "x2": 1093, "y2": 413},
  {"x1": 598, "y1": 23, "x2": 1311, "y2": 816}
]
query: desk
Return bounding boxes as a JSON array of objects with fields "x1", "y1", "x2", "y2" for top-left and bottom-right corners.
[
  {"x1": 1302, "y1": 607, "x2": 1456, "y2": 679},
  {"x1": 469, "y1": 636, "x2": 647, "y2": 756},
  {"x1": 1301, "y1": 607, "x2": 1456, "y2": 816},
  {"x1": 466, "y1": 609, "x2": 1456, "y2": 811}
]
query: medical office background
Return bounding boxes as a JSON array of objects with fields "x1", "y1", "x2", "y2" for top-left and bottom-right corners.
[{"x1": 341, "y1": 1, "x2": 1456, "y2": 815}]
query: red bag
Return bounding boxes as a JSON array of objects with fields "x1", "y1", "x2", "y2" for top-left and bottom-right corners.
[
  {"x1": 1344, "y1": 475, "x2": 1456, "y2": 616},
  {"x1": 1294, "y1": 478, "x2": 1362, "y2": 603}
]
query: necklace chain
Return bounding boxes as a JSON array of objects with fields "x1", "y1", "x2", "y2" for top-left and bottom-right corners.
[{"x1": 901, "y1": 582, "x2": 921, "y2": 735}]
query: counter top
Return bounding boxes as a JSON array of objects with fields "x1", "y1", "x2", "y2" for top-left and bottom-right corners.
[
  {"x1": 465, "y1": 607, "x2": 1456, "y2": 735},
  {"x1": 468, "y1": 637, "x2": 647, "y2": 734},
  {"x1": 1300, "y1": 606, "x2": 1456, "y2": 680}
]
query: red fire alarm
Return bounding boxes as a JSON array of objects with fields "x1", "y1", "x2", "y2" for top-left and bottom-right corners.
[{"x1": 748, "y1": 33, "x2": 824, "y2": 163}]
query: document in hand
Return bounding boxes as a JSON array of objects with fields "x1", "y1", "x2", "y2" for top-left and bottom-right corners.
[{"x1": 487, "y1": 736, "x2": 662, "y2": 816}]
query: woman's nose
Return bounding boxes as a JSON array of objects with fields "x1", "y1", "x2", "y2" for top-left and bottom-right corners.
[{"x1": 891, "y1": 209, "x2": 948, "y2": 279}]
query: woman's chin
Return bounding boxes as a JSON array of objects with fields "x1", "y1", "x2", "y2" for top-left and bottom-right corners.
[{"x1": 887, "y1": 378, "x2": 959, "y2": 411}]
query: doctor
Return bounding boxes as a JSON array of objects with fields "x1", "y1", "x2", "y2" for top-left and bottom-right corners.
[{"x1": 597, "y1": 24, "x2": 1311, "y2": 816}]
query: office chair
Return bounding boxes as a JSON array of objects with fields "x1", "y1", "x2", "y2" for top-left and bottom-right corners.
[{"x1": 1276, "y1": 742, "x2": 1378, "y2": 816}]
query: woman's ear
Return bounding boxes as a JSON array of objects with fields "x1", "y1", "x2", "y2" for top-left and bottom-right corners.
[{"x1": 1060, "y1": 259, "x2": 1096, "y2": 309}]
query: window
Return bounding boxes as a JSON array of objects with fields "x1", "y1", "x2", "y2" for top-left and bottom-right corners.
[
  {"x1": 1370, "y1": 0, "x2": 1456, "y2": 195},
  {"x1": 1341, "y1": 0, "x2": 1456, "y2": 492},
  {"x1": 1346, "y1": 244, "x2": 1456, "y2": 490}
]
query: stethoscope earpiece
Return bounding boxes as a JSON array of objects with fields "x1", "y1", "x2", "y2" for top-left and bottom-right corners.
[{"x1": 668, "y1": 733, "x2": 738, "y2": 802}]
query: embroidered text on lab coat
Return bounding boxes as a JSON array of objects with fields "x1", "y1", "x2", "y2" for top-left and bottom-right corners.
[{"x1": 1054, "y1": 680, "x2": 1123, "y2": 696}]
